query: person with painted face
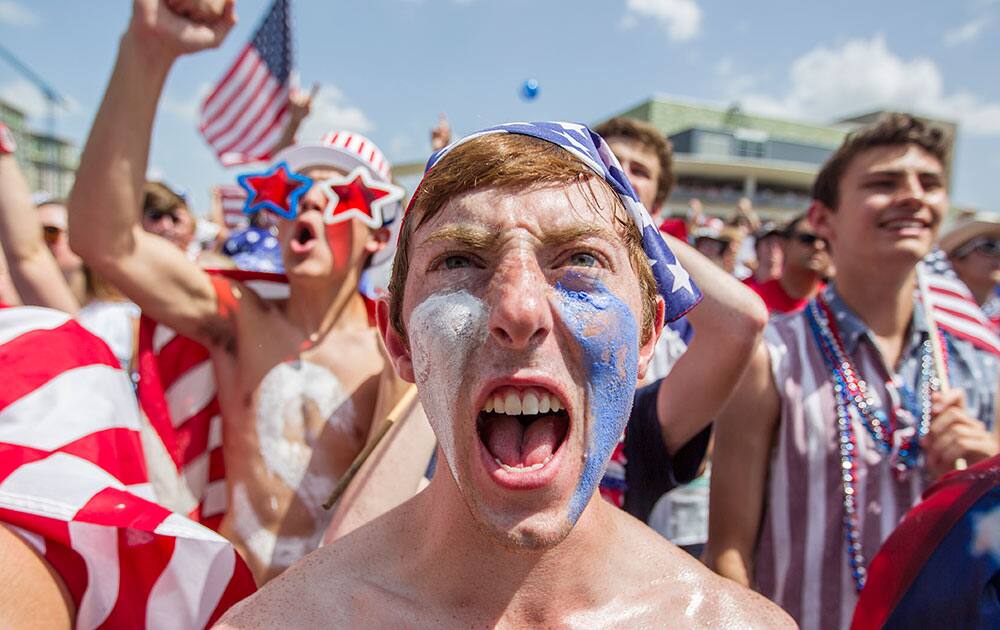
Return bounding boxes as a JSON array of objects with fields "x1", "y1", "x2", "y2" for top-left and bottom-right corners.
[
  {"x1": 219, "y1": 123, "x2": 792, "y2": 627},
  {"x1": 68, "y1": 0, "x2": 410, "y2": 584}
]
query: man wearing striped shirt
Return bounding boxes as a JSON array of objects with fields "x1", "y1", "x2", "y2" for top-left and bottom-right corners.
[{"x1": 707, "y1": 113, "x2": 1000, "y2": 629}]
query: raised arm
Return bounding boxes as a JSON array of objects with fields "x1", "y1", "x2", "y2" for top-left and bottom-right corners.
[
  {"x1": 654, "y1": 234, "x2": 768, "y2": 453},
  {"x1": 0, "y1": 138, "x2": 79, "y2": 313},
  {"x1": 68, "y1": 0, "x2": 236, "y2": 345},
  {"x1": 704, "y1": 341, "x2": 780, "y2": 587}
]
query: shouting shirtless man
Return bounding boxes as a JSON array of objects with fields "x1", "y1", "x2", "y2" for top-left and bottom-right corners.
[
  {"x1": 69, "y1": 0, "x2": 404, "y2": 583},
  {"x1": 220, "y1": 123, "x2": 792, "y2": 627}
]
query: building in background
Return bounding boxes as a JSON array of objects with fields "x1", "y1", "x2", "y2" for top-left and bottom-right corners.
[
  {"x1": 601, "y1": 96, "x2": 957, "y2": 221},
  {"x1": 0, "y1": 98, "x2": 77, "y2": 198}
]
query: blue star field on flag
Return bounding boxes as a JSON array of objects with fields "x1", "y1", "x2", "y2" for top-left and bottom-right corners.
[{"x1": 423, "y1": 121, "x2": 702, "y2": 322}]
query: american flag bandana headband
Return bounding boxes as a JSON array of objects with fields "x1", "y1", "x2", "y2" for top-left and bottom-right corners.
[{"x1": 413, "y1": 121, "x2": 702, "y2": 322}]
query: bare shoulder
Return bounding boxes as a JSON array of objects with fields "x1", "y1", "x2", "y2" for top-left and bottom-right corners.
[
  {"x1": 216, "y1": 515, "x2": 411, "y2": 629},
  {"x1": 615, "y1": 516, "x2": 794, "y2": 628},
  {"x1": 215, "y1": 542, "x2": 365, "y2": 628},
  {"x1": 0, "y1": 524, "x2": 74, "y2": 629}
]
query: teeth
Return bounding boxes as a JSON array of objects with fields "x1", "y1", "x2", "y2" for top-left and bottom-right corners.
[
  {"x1": 523, "y1": 392, "x2": 539, "y2": 415},
  {"x1": 493, "y1": 453, "x2": 554, "y2": 473},
  {"x1": 504, "y1": 392, "x2": 522, "y2": 416},
  {"x1": 480, "y1": 388, "x2": 565, "y2": 415}
]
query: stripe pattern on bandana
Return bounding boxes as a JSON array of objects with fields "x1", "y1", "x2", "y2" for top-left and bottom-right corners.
[{"x1": 419, "y1": 121, "x2": 702, "y2": 321}]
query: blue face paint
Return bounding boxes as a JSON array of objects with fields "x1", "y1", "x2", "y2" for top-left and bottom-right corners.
[{"x1": 553, "y1": 276, "x2": 638, "y2": 523}]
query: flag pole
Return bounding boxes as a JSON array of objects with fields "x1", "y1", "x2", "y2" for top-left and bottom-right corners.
[{"x1": 917, "y1": 262, "x2": 965, "y2": 469}]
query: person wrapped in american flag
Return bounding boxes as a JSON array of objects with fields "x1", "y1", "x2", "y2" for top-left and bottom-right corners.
[
  {"x1": 67, "y1": 0, "x2": 412, "y2": 584},
  {"x1": 0, "y1": 305, "x2": 255, "y2": 628}
]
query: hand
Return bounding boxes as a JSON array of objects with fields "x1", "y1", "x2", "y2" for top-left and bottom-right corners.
[
  {"x1": 164, "y1": 0, "x2": 227, "y2": 23},
  {"x1": 921, "y1": 388, "x2": 999, "y2": 479},
  {"x1": 430, "y1": 113, "x2": 451, "y2": 151},
  {"x1": 129, "y1": 0, "x2": 237, "y2": 59},
  {"x1": 289, "y1": 84, "x2": 318, "y2": 125}
]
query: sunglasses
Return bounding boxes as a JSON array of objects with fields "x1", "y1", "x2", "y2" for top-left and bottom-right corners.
[
  {"x1": 791, "y1": 232, "x2": 827, "y2": 247},
  {"x1": 42, "y1": 225, "x2": 63, "y2": 245},
  {"x1": 955, "y1": 238, "x2": 1000, "y2": 258}
]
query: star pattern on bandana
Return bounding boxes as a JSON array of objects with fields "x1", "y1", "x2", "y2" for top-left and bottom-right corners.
[
  {"x1": 665, "y1": 261, "x2": 693, "y2": 294},
  {"x1": 236, "y1": 161, "x2": 312, "y2": 220},
  {"x1": 318, "y1": 167, "x2": 404, "y2": 230}
]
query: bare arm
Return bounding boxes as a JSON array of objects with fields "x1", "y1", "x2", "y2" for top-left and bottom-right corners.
[
  {"x1": 704, "y1": 341, "x2": 780, "y2": 587},
  {"x1": 0, "y1": 153, "x2": 79, "y2": 313},
  {"x1": 269, "y1": 84, "x2": 317, "y2": 155},
  {"x1": 0, "y1": 524, "x2": 74, "y2": 629},
  {"x1": 655, "y1": 234, "x2": 769, "y2": 453},
  {"x1": 68, "y1": 0, "x2": 236, "y2": 346}
]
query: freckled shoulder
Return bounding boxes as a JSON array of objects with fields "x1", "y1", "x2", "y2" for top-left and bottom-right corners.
[{"x1": 613, "y1": 513, "x2": 794, "y2": 628}]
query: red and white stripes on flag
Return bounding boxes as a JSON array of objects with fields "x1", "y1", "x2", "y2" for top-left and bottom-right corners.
[
  {"x1": 0, "y1": 306, "x2": 255, "y2": 629},
  {"x1": 217, "y1": 184, "x2": 249, "y2": 229},
  {"x1": 135, "y1": 270, "x2": 290, "y2": 530},
  {"x1": 921, "y1": 263, "x2": 1000, "y2": 357},
  {"x1": 199, "y1": 0, "x2": 293, "y2": 167}
]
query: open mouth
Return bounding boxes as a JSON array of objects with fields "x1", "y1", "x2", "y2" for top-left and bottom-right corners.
[
  {"x1": 476, "y1": 386, "x2": 569, "y2": 474},
  {"x1": 289, "y1": 220, "x2": 318, "y2": 255}
]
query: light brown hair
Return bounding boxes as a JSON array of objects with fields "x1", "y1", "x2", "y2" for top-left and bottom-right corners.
[
  {"x1": 388, "y1": 133, "x2": 657, "y2": 344},
  {"x1": 812, "y1": 113, "x2": 950, "y2": 210},
  {"x1": 594, "y1": 117, "x2": 674, "y2": 209}
]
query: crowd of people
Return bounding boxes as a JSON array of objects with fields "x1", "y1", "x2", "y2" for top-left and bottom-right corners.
[{"x1": 1, "y1": 1, "x2": 999, "y2": 628}]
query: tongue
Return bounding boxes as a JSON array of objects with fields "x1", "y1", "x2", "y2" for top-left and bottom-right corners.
[
  {"x1": 484, "y1": 415, "x2": 523, "y2": 467},
  {"x1": 483, "y1": 414, "x2": 566, "y2": 468}
]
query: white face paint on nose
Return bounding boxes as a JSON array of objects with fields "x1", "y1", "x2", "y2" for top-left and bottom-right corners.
[{"x1": 408, "y1": 290, "x2": 489, "y2": 481}]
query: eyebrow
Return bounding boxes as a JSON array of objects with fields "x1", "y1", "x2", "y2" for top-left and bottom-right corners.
[
  {"x1": 863, "y1": 168, "x2": 943, "y2": 178},
  {"x1": 419, "y1": 223, "x2": 619, "y2": 252}
]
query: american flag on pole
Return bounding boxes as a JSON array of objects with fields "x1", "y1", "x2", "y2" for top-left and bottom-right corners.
[
  {"x1": 199, "y1": 0, "x2": 293, "y2": 167},
  {"x1": 921, "y1": 249, "x2": 1000, "y2": 356},
  {"x1": 135, "y1": 270, "x2": 290, "y2": 530},
  {"x1": 0, "y1": 306, "x2": 255, "y2": 628}
]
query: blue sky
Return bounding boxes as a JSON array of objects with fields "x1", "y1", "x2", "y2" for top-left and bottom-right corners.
[{"x1": 1, "y1": 0, "x2": 998, "y2": 214}]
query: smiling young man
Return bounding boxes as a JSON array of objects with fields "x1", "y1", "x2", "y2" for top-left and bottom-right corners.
[
  {"x1": 707, "y1": 114, "x2": 1000, "y2": 628},
  {"x1": 68, "y1": 0, "x2": 405, "y2": 583},
  {"x1": 218, "y1": 123, "x2": 791, "y2": 627}
]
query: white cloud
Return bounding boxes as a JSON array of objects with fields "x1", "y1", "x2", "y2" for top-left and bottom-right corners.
[
  {"x1": 737, "y1": 35, "x2": 1000, "y2": 136},
  {"x1": 621, "y1": 0, "x2": 702, "y2": 42},
  {"x1": 0, "y1": 1, "x2": 37, "y2": 27},
  {"x1": 297, "y1": 84, "x2": 375, "y2": 141},
  {"x1": 943, "y1": 15, "x2": 992, "y2": 46},
  {"x1": 162, "y1": 83, "x2": 212, "y2": 123},
  {"x1": 0, "y1": 78, "x2": 77, "y2": 125}
]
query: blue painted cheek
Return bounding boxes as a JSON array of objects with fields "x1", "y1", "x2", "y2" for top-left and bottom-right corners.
[{"x1": 553, "y1": 281, "x2": 638, "y2": 524}]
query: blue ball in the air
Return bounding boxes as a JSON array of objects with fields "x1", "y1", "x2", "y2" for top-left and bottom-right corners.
[{"x1": 521, "y1": 78, "x2": 540, "y2": 100}]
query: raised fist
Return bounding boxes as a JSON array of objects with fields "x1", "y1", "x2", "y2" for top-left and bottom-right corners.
[
  {"x1": 164, "y1": 0, "x2": 228, "y2": 24},
  {"x1": 130, "y1": 0, "x2": 237, "y2": 58}
]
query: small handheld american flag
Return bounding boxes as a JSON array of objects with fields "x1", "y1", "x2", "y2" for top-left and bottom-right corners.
[{"x1": 199, "y1": 0, "x2": 294, "y2": 167}]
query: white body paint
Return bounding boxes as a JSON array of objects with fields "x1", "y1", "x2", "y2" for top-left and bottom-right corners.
[
  {"x1": 409, "y1": 290, "x2": 489, "y2": 481},
  {"x1": 255, "y1": 360, "x2": 350, "y2": 489},
  {"x1": 229, "y1": 483, "x2": 316, "y2": 573}
]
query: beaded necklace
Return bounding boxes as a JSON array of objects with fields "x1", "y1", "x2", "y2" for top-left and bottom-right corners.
[{"x1": 804, "y1": 294, "x2": 946, "y2": 592}]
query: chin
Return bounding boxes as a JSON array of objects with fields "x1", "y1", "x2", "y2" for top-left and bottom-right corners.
[{"x1": 467, "y1": 499, "x2": 575, "y2": 552}]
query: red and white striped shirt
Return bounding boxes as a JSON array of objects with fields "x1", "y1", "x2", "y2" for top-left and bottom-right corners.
[{"x1": 755, "y1": 287, "x2": 998, "y2": 629}]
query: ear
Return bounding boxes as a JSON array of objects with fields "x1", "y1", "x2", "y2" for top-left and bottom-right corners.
[
  {"x1": 808, "y1": 200, "x2": 834, "y2": 243},
  {"x1": 365, "y1": 226, "x2": 391, "y2": 255},
  {"x1": 376, "y1": 297, "x2": 415, "y2": 383},
  {"x1": 636, "y1": 295, "x2": 666, "y2": 381}
]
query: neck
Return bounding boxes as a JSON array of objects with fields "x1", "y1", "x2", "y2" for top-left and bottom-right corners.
[
  {"x1": 779, "y1": 266, "x2": 821, "y2": 300},
  {"x1": 286, "y1": 268, "x2": 368, "y2": 341},
  {"x1": 834, "y1": 264, "x2": 916, "y2": 340},
  {"x1": 410, "y1": 467, "x2": 617, "y2": 622}
]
